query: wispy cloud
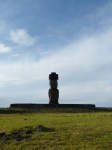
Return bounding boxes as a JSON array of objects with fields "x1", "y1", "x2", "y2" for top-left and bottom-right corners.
[
  {"x1": 0, "y1": 24, "x2": 112, "y2": 106},
  {"x1": 9, "y1": 29, "x2": 37, "y2": 46},
  {"x1": 0, "y1": 1, "x2": 112, "y2": 107},
  {"x1": 0, "y1": 43, "x2": 12, "y2": 53}
]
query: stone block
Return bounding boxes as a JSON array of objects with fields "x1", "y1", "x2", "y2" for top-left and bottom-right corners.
[{"x1": 49, "y1": 72, "x2": 58, "y2": 81}]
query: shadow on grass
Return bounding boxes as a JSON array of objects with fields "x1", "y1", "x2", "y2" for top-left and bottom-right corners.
[
  {"x1": 0, "y1": 125, "x2": 55, "y2": 143},
  {"x1": 36, "y1": 125, "x2": 55, "y2": 132}
]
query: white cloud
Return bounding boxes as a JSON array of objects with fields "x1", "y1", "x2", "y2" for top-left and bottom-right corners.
[
  {"x1": 0, "y1": 25, "x2": 112, "y2": 107},
  {"x1": 9, "y1": 29, "x2": 37, "y2": 46},
  {"x1": 0, "y1": 43, "x2": 12, "y2": 53},
  {"x1": 1, "y1": 2, "x2": 112, "y2": 107}
]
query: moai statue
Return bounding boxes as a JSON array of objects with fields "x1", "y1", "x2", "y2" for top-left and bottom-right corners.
[{"x1": 48, "y1": 72, "x2": 59, "y2": 104}]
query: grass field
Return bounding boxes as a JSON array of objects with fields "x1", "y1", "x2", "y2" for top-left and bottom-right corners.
[{"x1": 0, "y1": 108, "x2": 112, "y2": 150}]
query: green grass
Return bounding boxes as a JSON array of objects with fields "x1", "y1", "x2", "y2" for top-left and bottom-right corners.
[{"x1": 0, "y1": 108, "x2": 112, "y2": 150}]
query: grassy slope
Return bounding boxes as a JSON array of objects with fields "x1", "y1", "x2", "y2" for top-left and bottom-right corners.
[{"x1": 0, "y1": 108, "x2": 112, "y2": 150}]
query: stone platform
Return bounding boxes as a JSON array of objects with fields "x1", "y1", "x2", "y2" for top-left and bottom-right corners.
[{"x1": 10, "y1": 103, "x2": 95, "y2": 109}]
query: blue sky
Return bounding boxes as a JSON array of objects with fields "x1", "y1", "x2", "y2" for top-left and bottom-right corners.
[{"x1": 0, "y1": 0, "x2": 112, "y2": 107}]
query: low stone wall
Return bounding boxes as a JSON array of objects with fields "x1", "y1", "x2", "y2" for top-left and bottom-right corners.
[{"x1": 10, "y1": 103, "x2": 95, "y2": 109}]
